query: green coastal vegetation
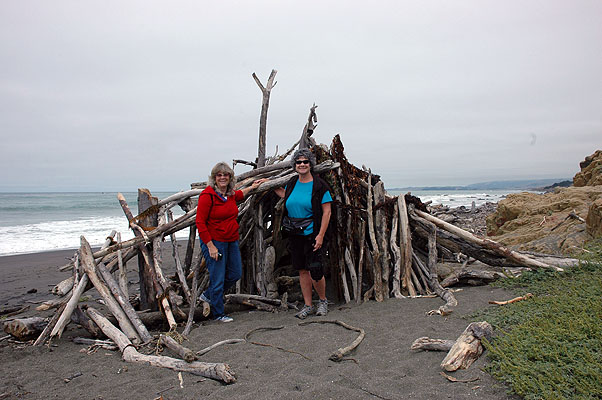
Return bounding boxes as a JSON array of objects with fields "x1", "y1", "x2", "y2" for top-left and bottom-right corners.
[{"x1": 474, "y1": 239, "x2": 602, "y2": 399}]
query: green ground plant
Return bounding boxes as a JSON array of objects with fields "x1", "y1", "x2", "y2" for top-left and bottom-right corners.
[{"x1": 474, "y1": 239, "x2": 602, "y2": 400}]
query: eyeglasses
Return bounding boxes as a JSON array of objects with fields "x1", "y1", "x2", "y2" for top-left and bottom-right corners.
[
  {"x1": 215, "y1": 173, "x2": 230, "y2": 178},
  {"x1": 295, "y1": 160, "x2": 310, "y2": 165}
]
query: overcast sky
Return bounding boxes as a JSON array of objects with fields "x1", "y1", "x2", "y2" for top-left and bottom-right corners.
[{"x1": 1, "y1": 0, "x2": 600, "y2": 192}]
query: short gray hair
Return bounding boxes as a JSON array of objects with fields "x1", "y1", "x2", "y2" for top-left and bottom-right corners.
[
  {"x1": 208, "y1": 162, "x2": 236, "y2": 194},
  {"x1": 292, "y1": 149, "x2": 316, "y2": 168}
]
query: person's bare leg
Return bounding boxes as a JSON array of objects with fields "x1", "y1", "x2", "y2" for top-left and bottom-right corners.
[
  {"x1": 312, "y1": 276, "x2": 326, "y2": 301},
  {"x1": 299, "y1": 270, "x2": 314, "y2": 306}
]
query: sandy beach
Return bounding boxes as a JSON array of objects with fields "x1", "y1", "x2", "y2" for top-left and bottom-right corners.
[{"x1": 0, "y1": 246, "x2": 517, "y2": 400}]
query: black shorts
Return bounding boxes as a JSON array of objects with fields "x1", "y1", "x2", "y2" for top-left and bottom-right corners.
[{"x1": 288, "y1": 234, "x2": 323, "y2": 271}]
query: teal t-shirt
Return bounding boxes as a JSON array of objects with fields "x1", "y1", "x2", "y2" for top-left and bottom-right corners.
[{"x1": 285, "y1": 180, "x2": 332, "y2": 235}]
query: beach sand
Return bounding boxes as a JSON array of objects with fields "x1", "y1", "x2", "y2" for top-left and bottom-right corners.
[{"x1": 1, "y1": 247, "x2": 517, "y2": 399}]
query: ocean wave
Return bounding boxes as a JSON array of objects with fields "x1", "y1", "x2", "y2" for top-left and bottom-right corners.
[{"x1": 0, "y1": 217, "x2": 136, "y2": 256}]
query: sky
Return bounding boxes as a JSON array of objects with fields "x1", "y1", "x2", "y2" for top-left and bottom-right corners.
[{"x1": 0, "y1": 0, "x2": 600, "y2": 192}]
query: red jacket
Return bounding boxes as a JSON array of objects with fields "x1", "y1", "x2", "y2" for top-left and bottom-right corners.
[{"x1": 195, "y1": 186, "x2": 244, "y2": 244}]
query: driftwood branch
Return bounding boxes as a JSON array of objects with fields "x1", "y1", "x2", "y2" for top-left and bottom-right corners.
[
  {"x1": 299, "y1": 320, "x2": 366, "y2": 362},
  {"x1": 86, "y1": 307, "x2": 236, "y2": 383}
]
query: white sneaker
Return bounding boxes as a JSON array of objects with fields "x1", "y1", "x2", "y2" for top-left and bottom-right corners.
[{"x1": 214, "y1": 315, "x2": 233, "y2": 323}]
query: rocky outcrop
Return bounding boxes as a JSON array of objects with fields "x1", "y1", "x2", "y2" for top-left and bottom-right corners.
[
  {"x1": 586, "y1": 198, "x2": 602, "y2": 238},
  {"x1": 486, "y1": 150, "x2": 602, "y2": 255},
  {"x1": 573, "y1": 150, "x2": 602, "y2": 187}
]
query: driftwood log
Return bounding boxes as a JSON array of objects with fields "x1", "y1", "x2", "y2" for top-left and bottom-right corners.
[
  {"x1": 411, "y1": 337, "x2": 455, "y2": 352},
  {"x1": 3, "y1": 317, "x2": 47, "y2": 341},
  {"x1": 440, "y1": 321, "x2": 493, "y2": 371},
  {"x1": 159, "y1": 334, "x2": 198, "y2": 363},
  {"x1": 86, "y1": 307, "x2": 236, "y2": 383}
]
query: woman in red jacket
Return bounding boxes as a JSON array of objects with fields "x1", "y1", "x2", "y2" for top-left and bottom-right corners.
[{"x1": 196, "y1": 162, "x2": 265, "y2": 322}]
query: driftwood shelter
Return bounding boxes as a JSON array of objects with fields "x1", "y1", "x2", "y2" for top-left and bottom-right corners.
[{"x1": 11, "y1": 70, "x2": 575, "y2": 383}]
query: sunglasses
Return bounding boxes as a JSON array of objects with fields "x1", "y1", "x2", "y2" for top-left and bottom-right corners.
[
  {"x1": 295, "y1": 160, "x2": 310, "y2": 165},
  {"x1": 215, "y1": 173, "x2": 230, "y2": 178}
]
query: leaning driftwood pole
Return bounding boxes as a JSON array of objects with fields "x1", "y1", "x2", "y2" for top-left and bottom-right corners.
[
  {"x1": 86, "y1": 307, "x2": 236, "y2": 383},
  {"x1": 117, "y1": 192, "x2": 158, "y2": 310},
  {"x1": 253, "y1": 69, "x2": 277, "y2": 168},
  {"x1": 79, "y1": 236, "x2": 141, "y2": 344},
  {"x1": 414, "y1": 209, "x2": 562, "y2": 271},
  {"x1": 96, "y1": 262, "x2": 153, "y2": 343}
]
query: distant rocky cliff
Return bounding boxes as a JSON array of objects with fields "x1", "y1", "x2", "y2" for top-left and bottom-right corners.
[{"x1": 486, "y1": 150, "x2": 602, "y2": 255}]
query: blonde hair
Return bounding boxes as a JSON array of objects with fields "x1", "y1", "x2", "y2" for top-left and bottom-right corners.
[{"x1": 208, "y1": 162, "x2": 236, "y2": 195}]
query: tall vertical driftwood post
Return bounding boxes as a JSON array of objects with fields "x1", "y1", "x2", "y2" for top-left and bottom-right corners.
[
  {"x1": 398, "y1": 195, "x2": 416, "y2": 297},
  {"x1": 253, "y1": 69, "x2": 277, "y2": 168},
  {"x1": 137, "y1": 189, "x2": 159, "y2": 310},
  {"x1": 117, "y1": 192, "x2": 157, "y2": 311},
  {"x1": 374, "y1": 181, "x2": 389, "y2": 300}
]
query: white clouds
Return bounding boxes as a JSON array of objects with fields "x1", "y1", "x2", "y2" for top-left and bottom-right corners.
[{"x1": 0, "y1": 0, "x2": 600, "y2": 191}]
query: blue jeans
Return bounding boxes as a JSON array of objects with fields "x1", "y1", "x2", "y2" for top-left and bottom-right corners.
[{"x1": 200, "y1": 240, "x2": 242, "y2": 318}]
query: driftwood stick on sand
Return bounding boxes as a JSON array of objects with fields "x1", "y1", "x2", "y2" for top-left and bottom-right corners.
[
  {"x1": 411, "y1": 337, "x2": 455, "y2": 352},
  {"x1": 414, "y1": 209, "x2": 562, "y2": 272},
  {"x1": 244, "y1": 326, "x2": 310, "y2": 360},
  {"x1": 86, "y1": 307, "x2": 236, "y2": 383},
  {"x1": 160, "y1": 334, "x2": 198, "y2": 363},
  {"x1": 299, "y1": 320, "x2": 366, "y2": 362},
  {"x1": 196, "y1": 339, "x2": 245, "y2": 356},
  {"x1": 73, "y1": 337, "x2": 118, "y2": 350},
  {"x1": 441, "y1": 321, "x2": 493, "y2": 372},
  {"x1": 489, "y1": 293, "x2": 533, "y2": 305}
]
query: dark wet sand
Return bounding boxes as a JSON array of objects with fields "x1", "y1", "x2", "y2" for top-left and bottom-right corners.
[{"x1": 1, "y1": 248, "x2": 517, "y2": 400}]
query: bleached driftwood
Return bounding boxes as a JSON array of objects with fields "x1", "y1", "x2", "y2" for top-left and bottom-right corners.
[
  {"x1": 86, "y1": 307, "x2": 236, "y2": 383},
  {"x1": 414, "y1": 209, "x2": 562, "y2": 271},
  {"x1": 411, "y1": 337, "x2": 455, "y2": 352},
  {"x1": 441, "y1": 321, "x2": 493, "y2": 371},
  {"x1": 160, "y1": 334, "x2": 198, "y2": 363},
  {"x1": 79, "y1": 236, "x2": 141, "y2": 344}
]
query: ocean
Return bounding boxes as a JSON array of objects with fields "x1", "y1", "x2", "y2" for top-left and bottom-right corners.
[
  {"x1": 0, "y1": 189, "x2": 521, "y2": 257},
  {"x1": 0, "y1": 192, "x2": 185, "y2": 257}
]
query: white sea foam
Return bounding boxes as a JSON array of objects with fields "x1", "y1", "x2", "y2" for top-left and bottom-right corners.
[
  {"x1": 387, "y1": 189, "x2": 525, "y2": 208},
  {"x1": 0, "y1": 217, "x2": 137, "y2": 256}
]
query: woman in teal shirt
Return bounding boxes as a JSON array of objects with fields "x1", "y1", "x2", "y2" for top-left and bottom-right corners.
[{"x1": 275, "y1": 149, "x2": 332, "y2": 319}]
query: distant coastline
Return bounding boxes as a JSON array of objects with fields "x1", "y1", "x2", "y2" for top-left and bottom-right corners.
[{"x1": 389, "y1": 178, "x2": 571, "y2": 192}]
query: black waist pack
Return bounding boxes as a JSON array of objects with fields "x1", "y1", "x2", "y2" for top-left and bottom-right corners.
[{"x1": 281, "y1": 215, "x2": 313, "y2": 235}]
